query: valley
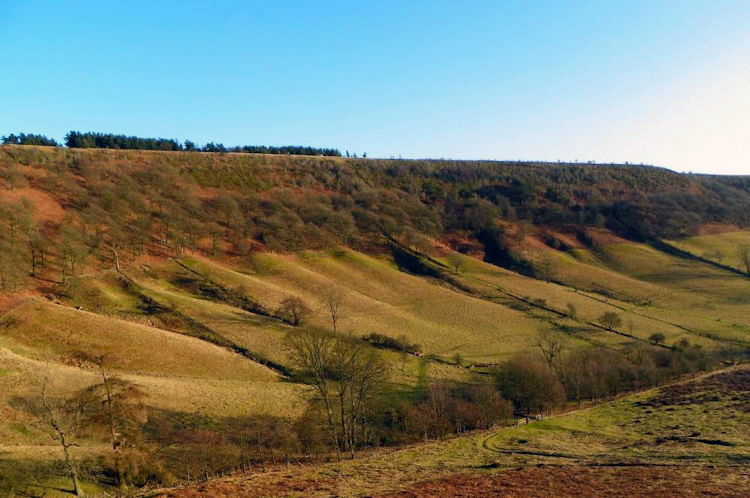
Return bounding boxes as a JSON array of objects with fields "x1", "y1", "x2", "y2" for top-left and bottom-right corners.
[{"x1": 0, "y1": 145, "x2": 748, "y2": 495}]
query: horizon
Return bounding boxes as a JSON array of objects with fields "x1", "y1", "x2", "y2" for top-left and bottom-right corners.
[
  {"x1": 0, "y1": 137, "x2": 699, "y2": 173},
  {"x1": 2, "y1": 1, "x2": 749, "y2": 174},
  {"x1": 1, "y1": 137, "x2": 745, "y2": 176}
]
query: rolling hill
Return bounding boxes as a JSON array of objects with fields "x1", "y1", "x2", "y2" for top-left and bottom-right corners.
[
  {"x1": 0, "y1": 145, "x2": 748, "y2": 494},
  {"x1": 158, "y1": 365, "x2": 750, "y2": 497}
]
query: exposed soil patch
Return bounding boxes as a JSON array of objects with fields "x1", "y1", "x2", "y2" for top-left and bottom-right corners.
[
  {"x1": 2, "y1": 187, "x2": 65, "y2": 223},
  {"x1": 380, "y1": 465, "x2": 750, "y2": 498}
]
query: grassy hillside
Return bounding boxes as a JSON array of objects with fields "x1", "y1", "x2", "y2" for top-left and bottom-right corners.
[
  {"x1": 0, "y1": 299, "x2": 278, "y2": 380},
  {"x1": 0, "y1": 146, "x2": 748, "y2": 494},
  {"x1": 158, "y1": 365, "x2": 750, "y2": 497},
  {"x1": 179, "y1": 251, "x2": 547, "y2": 361}
]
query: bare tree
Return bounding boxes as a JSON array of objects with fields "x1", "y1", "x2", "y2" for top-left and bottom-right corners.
[
  {"x1": 32, "y1": 379, "x2": 88, "y2": 496},
  {"x1": 537, "y1": 255, "x2": 556, "y2": 283},
  {"x1": 105, "y1": 223, "x2": 127, "y2": 272},
  {"x1": 286, "y1": 330, "x2": 388, "y2": 460},
  {"x1": 598, "y1": 311, "x2": 622, "y2": 330},
  {"x1": 739, "y1": 244, "x2": 750, "y2": 274},
  {"x1": 533, "y1": 330, "x2": 566, "y2": 372},
  {"x1": 75, "y1": 353, "x2": 145, "y2": 489},
  {"x1": 277, "y1": 295, "x2": 311, "y2": 326},
  {"x1": 495, "y1": 355, "x2": 565, "y2": 418},
  {"x1": 445, "y1": 254, "x2": 463, "y2": 274},
  {"x1": 566, "y1": 302, "x2": 577, "y2": 320},
  {"x1": 649, "y1": 332, "x2": 666, "y2": 345},
  {"x1": 319, "y1": 286, "x2": 350, "y2": 334},
  {"x1": 331, "y1": 338, "x2": 389, "y2": 457},
  {"x1": 286, "y1": 329, "x2": 341, "y2": 460}
]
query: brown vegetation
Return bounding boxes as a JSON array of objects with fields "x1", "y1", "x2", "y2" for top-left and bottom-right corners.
[{"x1": 380, "y1": 465, "x2": 750, "y2": 498}]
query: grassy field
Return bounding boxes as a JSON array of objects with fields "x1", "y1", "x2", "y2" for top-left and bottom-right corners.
[
  {"x1": 0, "y1": 228, "x2": 748, "y2": 493},
  {"x1": 0, "y1": 299, "x2": 278, "y2": 381},
  {"x1": 1, "y1": 145, "x2": 749, "y2": 495},
  {"x1": 517, "y1": 238, "x2": 750, "y2": 347},
  {"x1": 179, "y1": 250, "x2": 549, "y2": 363},
  {"x1": 668, "y1": 231, "x2": 750, "y2": 272},
  {"x1": 0, "y1": 297, "x2": 307, "y2": 455},
  {"x1": 158, "y1": 365, "x2": 750, "y2": 497}
]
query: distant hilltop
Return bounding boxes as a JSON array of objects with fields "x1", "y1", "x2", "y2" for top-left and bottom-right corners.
[{"x1": 2, "y1": 130, "x2": 344, "y2": 156}]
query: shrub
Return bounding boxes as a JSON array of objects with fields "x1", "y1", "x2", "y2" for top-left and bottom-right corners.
[
  {"x1": 598, "y1": 311, "x2": 622, "y2": 330},
  {"x1": 649, "y1": 332, "x2": 666, "y2": 345},
  {"x1": 362, "y1": 333, "x2": 421, "y2": 354}
]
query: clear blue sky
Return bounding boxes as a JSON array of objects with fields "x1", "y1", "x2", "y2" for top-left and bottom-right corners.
[{"x1": 2, "y1": 1, "x2": 749, "y2": 174}]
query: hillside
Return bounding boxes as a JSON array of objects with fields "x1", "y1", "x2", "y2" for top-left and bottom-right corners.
[
  {"x1": 159, "y1": 365, "x2": 750, "y2": 497},
  {"x1": 0, "y1": 145, "x2": 748, "y2": 494}
]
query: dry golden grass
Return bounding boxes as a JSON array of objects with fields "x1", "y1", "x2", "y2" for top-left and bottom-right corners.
[
  {"x1": 0, "y1": 298, "x2": 278, "y2": 381},
  {"x1": 182, "y1": 250, "x2": 548, "y2": 362},
  {"x1": 160, "y1": 366, "x2": 750, "y2": 497},
  {"x1": 507, "y1": 240, "x2": 750, "y2": 348},
  {"x1": 668, "y1": 231, "x2": 750, "y2": 272},
  {"x1": 0, "y1": 341, "x2": 307, "y2": 451},
  {"x1": 440, "y1": 250, "x2": 723, "y2": 349}
]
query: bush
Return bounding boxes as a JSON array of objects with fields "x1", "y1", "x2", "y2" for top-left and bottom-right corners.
[
  {"x1": 598, "y1": 311, "x2": 622, "y2": 330},
  {"x1": 649, "y1": 332, "x2": 666, "y2": 345},
  {"x1": 276, "y1": 296, "x2": 311, "y2": 326},
  {"x1": 362, "y1": 333, "x2": 421, "y2": 354}
]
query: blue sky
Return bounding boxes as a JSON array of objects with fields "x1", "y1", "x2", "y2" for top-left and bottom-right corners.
[{"x1": 2, "y1": 1, "x2": 749, "y2": 173}]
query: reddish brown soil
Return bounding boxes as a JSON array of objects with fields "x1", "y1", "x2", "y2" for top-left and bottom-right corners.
[
  {"x1": 2, "y1": 187, "x2": 66, "y2": 223},
  {"x1": 381, "y1": 465, "x2": 750, "y2": 498}
]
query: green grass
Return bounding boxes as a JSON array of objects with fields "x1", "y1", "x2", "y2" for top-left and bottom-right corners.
[
  {"x1": 2, "y1": 229, "x2": 749, "y2": 484},
  {"x1": 60, "y1": 271, "x2": 142, "y2": 313},
  {"x1": 0, "y1": 298, "x2": 278, "y2": 381},
  {"x1": 181, "y1": 250, "x2": 549, "y2": 363},
  {"x1": 512, "y1": 241, "x2": 750, "y2": 348},
  {"x1": 175, "y1": 366, "x2": 748, "y2": 497},
  {"x1": 482, "y1": 370, "x2": 749, "y2": 465},
  {"x1": 668, "y1": 231, "x2": 750, "y2": 272}
]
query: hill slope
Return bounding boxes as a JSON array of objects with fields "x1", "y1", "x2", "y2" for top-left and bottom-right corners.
[
  {"x1": 0, "y1": 146, "x2": 748, "y2": 493},
  {"x1": 159, "y1": 365, "x2": 750, "y2": 497}
]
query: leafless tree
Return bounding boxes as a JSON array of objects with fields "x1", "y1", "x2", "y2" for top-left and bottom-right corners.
[
  {"x1": 598, "y1": 311, "x2": 622, "y2": 330},
  {"x1": 649, "y1": 332, "x2": 666, "y2": 345},
  {"x1": 286, "y1": 329, "x2": 340, "y2": 459},
  {"x1": 277, "y1": 295, "x2": 311, "y2": 326},
  {"x1": 332, "y1": 338, "x2": 389, "y2": 457},
  {"x1": 445, "y1": 254, "x2": 463, "y2": 274},
  {"x1": 566, "y1": 302, "x2": 577, "y2": 320},
  {"x1": 75, "y1": 353, "x2": 145, "y2": 489},
  {"x1": 319, "y1": 286, "x2": 350, "y2": 334},
  {"x1": 107, "y1": 224, "x2": 126, "y2": 271},
  {"x1": 533, "y1": 330, "x2": 566, "y2": 372},
  {"x1": 739, "y1": 244, "x2": 750, "y2": 274},
  {"x1": 286, "y1": 330, "x2": 388, "y2": 460},
  {"x1": 31, "y1": 379, "x2": 88, "y2": 496},
  {"x1": 537, "y1": 255, "x2": 556, "y2": 282}
]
